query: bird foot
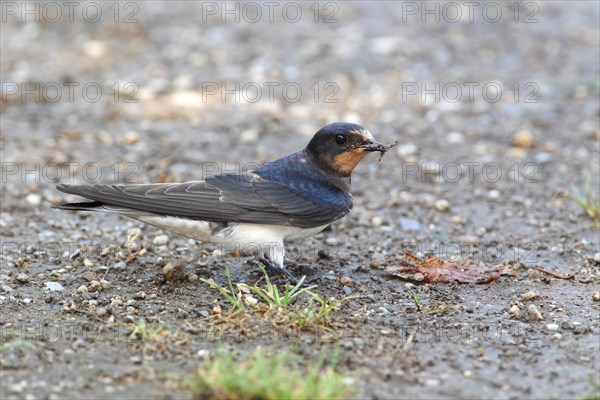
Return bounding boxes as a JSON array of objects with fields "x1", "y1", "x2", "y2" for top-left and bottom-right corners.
[{"x1": 256, "y1": 258, "x2": 318, "y2": 286}]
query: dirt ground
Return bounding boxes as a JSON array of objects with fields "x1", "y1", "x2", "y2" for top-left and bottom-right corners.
[{"x1": 1, "y1": 2, "x2": 599, "y2": 399}]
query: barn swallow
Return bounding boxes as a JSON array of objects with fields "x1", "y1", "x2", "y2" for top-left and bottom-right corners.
[{"x1": 55, "y1": 122, "x2": 389, "y2": 281}]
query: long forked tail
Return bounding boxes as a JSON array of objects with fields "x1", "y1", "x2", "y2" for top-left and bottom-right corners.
[
  {"x1": 52, "y1": 200, "x2": 106, "y2": 211},
  {"x1": 53, "y1": 184, "x2": 107, "y2": 212}
]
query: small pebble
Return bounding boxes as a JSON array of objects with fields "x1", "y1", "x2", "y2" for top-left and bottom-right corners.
[
  {"x1": 446, "y1": 132, "x2": 464, "y2": 143},
  {"x1": 527, "y1": 304, "x2": 543, "y2": 321},
  {"x1": 153, "y1": 235, "x2": 169, "y2": 246},
  {"x1": 96, "y1": 307, "x2": 108, "y2": 316},
  {"x1": 44, "y1": 282, "x2": 64, "y2": 291},
  {"x1": 197, "y1": 349, "x2": 210, "y2": 358},
  {"x1": 434, "y1": 199, "x2": 450, "y2": 212},
  {"x1": 509, "y1": 305, "x2": 520, "y2": 318},
  {"x1": 377, "y1": 306, "x2": 389, "y2": 315},
  {"x1": 188, "y1": 273, "x2": 199, "y2": 283},
  {"x1": 371, "y1": 216, "x2": 383, "y2": 227},
  {"x1": 463, "y1": 370, "x2": 472, "y2": 378},
  {"x1": 521, "y1": 290, "x2": 539, "y2": 301},
  {"x1": 488, "y1": 190, "x2": 501, "y2": 200},
  {"x1": 546, "y1": 323, "x2": 559, "y2": 331},
  {"x1": 1, "y1": 285, "x2": 14, "y2": 292},
  {"x1": 534, "y1": 152, "x2": 553, "y2": 165},
  {"x1": 130, "y1": 355, "x2": 143, "y2": 364},
  {"x1": 16, "y1": 273, "x2": 30, "y2": 283},
  {"x1": 114, "y1": 261, "x2": 127, "y2": 270},
  {"x1": 339, "y1": 276, "x2": 354, "y2": 287},
  {"x1": 81, "y1": 271, "x2": 97, "y2": 281},
  {"x1": 212, "y1": 305, "x2": 222, "y2": 314},
  {"x1": 82, "y1": 40, "x2": 107, "y2": 58},
  {"x1": 163, "y1": 262, "x2": 186, "y2": 282},
  {"x1": 450, "y1": 215, "x2": 463, "y2": 224},
  {"x1": 121, "y1": 131, "x2": 140, "y2": 144},
  {"x1": 239, "y1": 128, "x2": 259, "y2": 143},
  {"x1": 83, "y1": 259, "x2": 94, "y2": 267},
  {"x1": 111, "y1": 298, "x2": 123, "y2": 307},
  {"x1": 512, "y1": 129, "x2": 534, "y2": 148},
  {"x1": 100, "y1": 279, "x2": 111, "y2": 290},
  {"x1": 342, "y1": 286, "x2": 353, "y2": 296},
  {"x1": 399, "y1": 217, "x2": 421, "y2": 231},
  {"x1": 26, "y1": 193, "x2": 42, "y2": 206},
  {"x1": 325, "y1": 237, "x2": 338, "y2": 245},
  {"x1": 244, "y1": 296, "x2": 258, "y2": 306},
  {"x1": 77, "y1": 285, "x2": 88, "y2": 293},
  {"x1": 593, "y1": 292, "x2": 600, "y2": 302},
  {"x1": 418, "y1": 193, "x2": 436, "y2": 207}
]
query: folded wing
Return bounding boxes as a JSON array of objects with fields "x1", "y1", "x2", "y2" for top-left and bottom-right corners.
[{"x1": 56, "y1": 172, "x2": 352, "y2": 228}]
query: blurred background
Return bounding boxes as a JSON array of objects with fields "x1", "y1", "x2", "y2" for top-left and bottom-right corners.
[
  {"x1": 1, "y1": 2, "x2": 599, "y2": 399},
  {"x1": 2, "y1": 2, "x2": 598, "y2": 192}
]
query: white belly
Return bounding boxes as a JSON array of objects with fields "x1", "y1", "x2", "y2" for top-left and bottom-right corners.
[{"x1": 130, "y1": 215, "x2": 328, "y2": 267}]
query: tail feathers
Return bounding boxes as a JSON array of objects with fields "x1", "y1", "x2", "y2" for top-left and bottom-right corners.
[
  {"x1": 52, "y1": 201, "x2": 106, "y2": 212},
  {"x1": 55, "y1": 184, "x2": 135, "y2": 213},
  {"x1": 56, "y1": 183, "x2": 93, "y2": 196}
]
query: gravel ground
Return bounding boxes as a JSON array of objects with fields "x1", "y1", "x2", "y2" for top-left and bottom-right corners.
[{"x1": 1, "y1": 2, "x2": 599, "y2": 399}]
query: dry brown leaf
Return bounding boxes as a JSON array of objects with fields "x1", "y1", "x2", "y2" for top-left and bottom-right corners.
[{"x1": 382, "y1": 252, "x2": 500, "y2": 283}]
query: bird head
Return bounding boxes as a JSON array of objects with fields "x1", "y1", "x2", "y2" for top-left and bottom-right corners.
[{"x1": 306, "y1": 122, "x2": 386, "y2": 177}]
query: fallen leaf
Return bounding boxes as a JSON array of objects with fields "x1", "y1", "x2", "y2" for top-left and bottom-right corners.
[{"x1": 382, "y1": 252, "x2": 500, "y2": 283}]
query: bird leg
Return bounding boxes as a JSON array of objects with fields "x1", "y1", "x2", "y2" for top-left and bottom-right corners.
[
  {"x1": 256, "y1": 258, "x2": 323, "y2": 286},
  {"x1": 257, "y1": 258, "x2": 301, "y2": 284}
]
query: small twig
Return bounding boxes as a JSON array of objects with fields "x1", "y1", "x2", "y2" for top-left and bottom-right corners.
[{"x1": 533, "y1": 266, "x2": 574, "y2": 280}]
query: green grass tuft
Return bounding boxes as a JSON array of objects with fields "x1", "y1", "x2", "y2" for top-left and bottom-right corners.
[
  {"x1": 129, "y1": 318, "x2": 167, "y2": 341},
  {"x1": 200, "y1": 266, "x2": 245, "y2": 309},
  {"x1": 569, "y1": 177, "x2": 600, "y2": 220},
  {"x1": 243, "y1": 264, "x2": 317, "y2": 311},
  {"x1": 199, "y1": 265, "x2": 348, "y2": 330},
  {"x1": 188, "y1": 347, "x2": 354, "y2": 399}
]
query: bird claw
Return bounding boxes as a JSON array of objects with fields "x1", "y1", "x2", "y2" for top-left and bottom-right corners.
[{"x1": 256, "y1": 258, "x2": 316, "y2": 287}]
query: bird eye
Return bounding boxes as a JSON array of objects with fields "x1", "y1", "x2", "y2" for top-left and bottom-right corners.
[{"x1": 335, "y1": 134, "x2": 347, "y2": 145}]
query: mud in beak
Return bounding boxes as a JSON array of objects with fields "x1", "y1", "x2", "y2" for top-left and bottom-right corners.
[
  {"x1": 357, "y1": 139, "x2": 400, "y2": 162},
  {"x1": 357, "y1": 141, "x2": 388, "y2": 153}
]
